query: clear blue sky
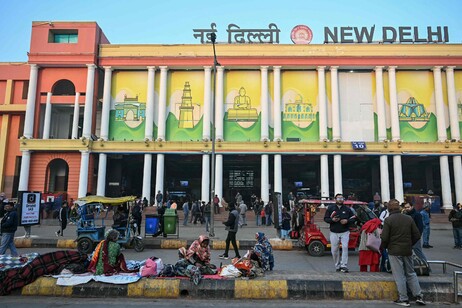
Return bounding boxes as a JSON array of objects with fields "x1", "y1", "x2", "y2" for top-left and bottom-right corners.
[{"x1": 1, "y1": 0, "x2": 461, "y2": 62}]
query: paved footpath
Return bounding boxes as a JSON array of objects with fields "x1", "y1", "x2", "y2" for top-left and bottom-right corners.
[{"x1": 8, "y1": 209, "x2": 462, "y2": 303}]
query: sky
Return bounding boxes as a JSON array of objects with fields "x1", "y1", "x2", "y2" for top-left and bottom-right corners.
[{"x1": 1, "y1": 0, "x2": 462, "y2": 62}]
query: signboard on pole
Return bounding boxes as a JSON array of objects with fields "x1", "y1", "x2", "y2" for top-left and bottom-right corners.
[{"x1": 17, "y1": 191, "x2": 41, "y2": 226}]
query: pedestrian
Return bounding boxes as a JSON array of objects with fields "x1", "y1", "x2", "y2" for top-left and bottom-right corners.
[
  {"x1": 182, "y1": 200, "x2": 190, "y2": 226},
  {"x1": 238, "y1": 201, "x2": 247, "y2": 227},
  {"x1": 420, "y1": 205, "x2": 432, "y2": 248},
  {"x1": 204, "y1": 201, "x2": 211, "y2": 232},
  {"x1": 213, "y1": 195, "x2": 220, "y2": 214},
  {"x1": 265, "y1": 201, "x2": 273, "y2": 226},
  {"x1": 0, "y1": 202, "x2": 19, "y2": 256},
  {"x1": 155, "y1": 191, "x2": 163, "y2": 207},
  {"x1": 280, "y1": 207, "x2": 291, "y2": 240},
  {"x1": 403, "y1": 202, "x2": 428, "y2": 262},
  {"x1": 219, "y1": 203, "x2": 240, "y2": 259},
  {"x1": 132, "y1": 200, "x2": 142, "y2": 236},
  {"x1": 235, "y1": 192, "x2": 242, "y2": 204},
  {"x1": 254, "y1": 197, "x2": 263, "y2": 226},
  {"x1": 448, "y1": 202, "x2": 462, "y2": 249},
  {"x1": 142, "y1": 197, "x2": 148, "y2": 210},
  {"x1": 0, "y1": 192, "x2": 6, "y2": 218},
  {"x1": 192, "y1": 200, "x2": 201, "y2": 224},
  {"x1": 324, "y1": 193, "x2": 356, "y2": 273},
  {"x1": 288, "y1": 192, "x2": 295, "y2": 212},
  {"x1": 380, "y1": 198, "x2": 426, "y2": 306},
  {"x1": 55, "y1": 201, "x2": 68, "y2": 236},
  {"x1": 358, "y1": 218, "x2": 382, "y2": 272}
]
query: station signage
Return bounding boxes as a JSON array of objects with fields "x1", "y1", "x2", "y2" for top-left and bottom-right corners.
[{"x1": 193, "y1": 23, "x2": 449, "y2": 44}]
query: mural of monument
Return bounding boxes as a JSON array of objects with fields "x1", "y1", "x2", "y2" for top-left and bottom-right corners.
[
  {"x1": 283, "y1": 94, "x2": 315, "y2": 124},
  {"x1": 114, "y1": 95, "x2": 146, "y2": 129},
  {"x1": 177, "y1": 81, "x2": 195, "y2": 128},
  {"x1": 398, "y1": 97, "x2": 431, "y2": 122},
  {"x1": 227, "y1": 87, "x2": 258, "y2": 122}
]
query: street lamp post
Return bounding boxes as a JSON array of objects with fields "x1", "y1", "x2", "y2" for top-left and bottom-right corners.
[{"x1": 209, "y1": 32, "x2": 219, "y2": 238}]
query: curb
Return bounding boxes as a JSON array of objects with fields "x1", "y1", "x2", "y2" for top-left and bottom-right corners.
[
  {"x1": 14, "y1": 238, "x2": 296, "y2": 251},
  {"x1": 16, "y1": 276, "x2": 456, "y2": 302}
]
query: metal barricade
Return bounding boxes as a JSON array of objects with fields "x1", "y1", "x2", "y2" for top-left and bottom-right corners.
[{"x1": 427, "y1": 261, "x2": 462, "y2": 303}]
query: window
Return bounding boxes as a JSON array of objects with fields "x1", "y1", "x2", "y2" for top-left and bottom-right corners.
[
  {"x1": 52, "y1": 79, "x2": 76, "y2": 96},
  {"x1": 22, "y1": 81, "x2": 29, "y2": 99},
  {"x1": 49, "y1": 30, "x2": 78, "y2": 43}
]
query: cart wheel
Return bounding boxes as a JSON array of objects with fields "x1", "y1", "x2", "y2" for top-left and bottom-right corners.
[
  {"x1": 307, "y1": 240, "x2": 325, "y2": 257},
  {"x1": 134, "y1": 238, "x2": 145, "y2": 252},
  {"x1": 77, "y1": 238, "x2": 94, "y2": 254}
]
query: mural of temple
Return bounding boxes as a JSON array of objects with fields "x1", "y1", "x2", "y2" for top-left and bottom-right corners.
[
  {"x1": 227, "y1": 87, "x2": 258, "y2": 122},
  {"x1": 398, "y1": 97, "x2": 431, "y2": 122},
  {"x1": 283, "y1": 94, "x2": 316, "y2": 123}
]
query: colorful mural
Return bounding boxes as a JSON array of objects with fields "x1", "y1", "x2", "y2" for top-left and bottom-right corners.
[
  {"x1": 455, "y1": 71, "x2": 462, "y2": 136},
  {"x1": 396, "y1": 71, "x2": 439, "y2": 142},
  {"x1": 167, "y1": 71, "x2": 204, "y2": 141},
  {"x1": 280, "y1": 71, "x2": 319, "y2": 141},
  {"x1": 224, "y1": 71, "x2": 261, "y2": 141},
  {"x1": 109, "y1": 71, "x2": 149, "y2": 141}
]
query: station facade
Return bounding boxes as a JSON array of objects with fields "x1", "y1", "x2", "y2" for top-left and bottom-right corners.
[{"x1": 0, "y1": 21, "x2": 462, "y2": 209}]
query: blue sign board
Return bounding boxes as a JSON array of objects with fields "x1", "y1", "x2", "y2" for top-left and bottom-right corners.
[{"x1": 351, "y1": 141, "x2": 367, "y2": 150}]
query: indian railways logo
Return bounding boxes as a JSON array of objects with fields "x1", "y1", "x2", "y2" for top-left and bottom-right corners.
[{"x1": 291, "y1": 25, "x2": 313, "y2": 44}]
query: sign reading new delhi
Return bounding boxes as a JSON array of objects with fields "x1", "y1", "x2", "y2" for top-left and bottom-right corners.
[{"x1": 193, "y1": 23, "x2": 450, "y2": 44}]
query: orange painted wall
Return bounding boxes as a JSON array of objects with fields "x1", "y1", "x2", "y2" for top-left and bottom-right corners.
[
  {"x1": 28, "y1": 152, "x2": 92, "y2": 202},
  {"x1": 38, "y1": 67, "x2": 88, "y2": 94}
]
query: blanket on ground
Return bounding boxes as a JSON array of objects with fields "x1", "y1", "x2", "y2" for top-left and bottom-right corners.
[{"x1": 0, "y1": 250, "x2": 87, "y2": 295}]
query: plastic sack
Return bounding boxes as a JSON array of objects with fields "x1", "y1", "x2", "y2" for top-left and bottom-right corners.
[
  {"x1": 140, "y1": 258, "x2": 157, "y2": 277},
  {"x1": 219, "y1": 264, "x2": 242, "y2": 278}
]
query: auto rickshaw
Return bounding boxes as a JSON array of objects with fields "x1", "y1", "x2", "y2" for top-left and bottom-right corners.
[
  {"x1": 298, "y1": 199, "x2": 365, "y2": 257},
  {"x1": 74, "y1": 195, "x2": 145, "y2": 254}
]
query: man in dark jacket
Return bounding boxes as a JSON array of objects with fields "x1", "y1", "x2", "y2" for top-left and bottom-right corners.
[
  {"x1": 219, "y1": 203, "x2": 240, "y2": 259},
  {"x1": 403, "y1": 202, "x2": 428, "y2": 262},
  {"x1": 381, "y1": 199, "x2": 425, "y2": 306},
  {"x1": 0, "y1": 202, "x2": 19, "y2": 256},
  {"x1": 324, "y1": 193, "x2": 356, "y2": 273}
]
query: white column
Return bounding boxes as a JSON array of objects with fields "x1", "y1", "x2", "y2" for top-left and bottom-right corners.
[
  {"x1": 18, "y1": 150, "x2": 31, "y2": 191},
  {"x1": 440, "y1": 155, "x2": 452, "y2": 210},
  {"x1": 453, "y1": 156, "x2": 462, "y2": 204},
  {"x1": 388, "y1": 66, "x2": 401, "y2": 141},
  {"x1": 320, "y1": 155, "x2": 329, "y2": 199},
  {"x1": 317, "y1": 66, "x2": 328, "y2": 140},
  {"x1": 157, "y1": 66, "x2": 168, "y2": 141},
  {"x1": 380, "y1": 155, "x2": 391, "y2": 202},
  {"x1": 42, "y1": 92, "x2": 52, "y2": 139},
  {"x1": 203, "y1": 66, "x2": 212, "y2": 141},
  {"x1": 72, "y1": 93, "x2": 80, "y2": 139},
  {"x1": 273, "y1": 66, "x2": 282, "y2": 141},
  {"x1": 96, "y1": 153, "x2": 107, "y2": 196},
  {"x1": 215, "y1": 66, "x2": 224, "y2": 140},
  {"x1": 260, "y1": 66, "x2": 269, "y2": 140},
  {"x1": 145, "y1": 66, "x2": 156, "y2": 141},
  {"x1": 445, "y1": 67, "x2": 460, "y2": 140},
  {"x1": 331, "y1": 66, "x2": 341, "y2": 140},
  {"x1": 100, "y1": 67, "x2": 113, "y2": 141},
  {"x1": 155, "y1": 154, "x2": 165, "y2": 196},
  {"x1": 433, "y1": 66, "x2": 447, "y2": 141},
  {"x1": 142, "y1": 154, "x2": 152, "y2": 201},
  {"x1": 274, "y1": 154, "x2": 282, "y2": 194},
  {"x1": 215, "y1": 154, "x2": 223, "y2": 200},
  {"x1": 393, "y1": 155, "x2": 404, "y2": 203},
  {"x1": 82, "y1": 64, "x2": 96, "y2": 139},
  {"x1": 333, "y1": 155, "x2": 343, "y2": 195},
  {"x1": 78, "y1": 151, "x2": 90, "y2": 198},
  {"x1": 375, "y1": 66, "x2": 387, "y2": 141},
  {"x1": 201, "y1": 154, "x2": 210, "y2": 202},
  {"x1": 261, "y1": 154, "x2": 269, "y2": 203},
  {"x1": 23, "y1": 64, "x2": 39, "y2": 138}
]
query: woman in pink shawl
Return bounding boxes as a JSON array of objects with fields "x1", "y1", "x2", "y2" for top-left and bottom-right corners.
[
  {"x1": 358, "y1": 218, "x2": 382, "y2": 272},
  {"x1": 185, "y1": 234, "x2": 217, "y2": 274}
]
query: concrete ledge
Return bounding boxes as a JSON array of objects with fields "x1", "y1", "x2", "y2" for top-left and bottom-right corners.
[{"x1": 18, "y1": 276, "x2": 457, "y2": 303}]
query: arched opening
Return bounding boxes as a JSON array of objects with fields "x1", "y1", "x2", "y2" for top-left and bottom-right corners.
[
  {"x1": 52, "y1": 79, "x2": 76, "y2": 96},
  {"x1": 45, "y1": 159, "x2": 69, "y2": 192}
]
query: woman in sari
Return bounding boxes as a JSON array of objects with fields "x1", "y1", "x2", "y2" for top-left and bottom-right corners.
[
  {"x1": 253, "y1": 232, "x2": 274, "y2": 271},
  {"x1": 88, "y1": 229, "x2": 132, "y2": 275}
]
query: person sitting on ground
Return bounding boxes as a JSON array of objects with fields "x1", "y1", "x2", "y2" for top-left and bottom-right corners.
[
  {"x1": 88, "y1": 229, "x2": 134, "y2": 275},
  {"x1": 252, "y1": 232, "x2": 274, "y2": 271},
  {"x1": 183, "y1": 234, "x2": 217, "y2": 275}
]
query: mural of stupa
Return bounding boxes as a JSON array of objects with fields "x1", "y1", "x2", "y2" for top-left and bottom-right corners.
[
  {"x1": 283, "y1": 94, "x2": 315, "y2": 122},
  {"x1": 398, "y1": 97, "x2": 430, "y2": 122},
  {"x1": 178, "y1": 82, "x2": 195, "y2": 128},
  {"x1": 227, "y1": 87, "x2": 258, "y2": 122},
  {"x1": 115, "y1": 95, "x2": 146, "y2": 128}
]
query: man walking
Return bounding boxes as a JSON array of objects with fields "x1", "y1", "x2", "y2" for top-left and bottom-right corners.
[
  {"x1": 55, "y1": 201, "x2": 68, "y2": 236},
  {"x1": 238, "y1": 201, "x2": 247, "y2": 227},
  {"x1": 0, "y1": 202, "x2": 19, "y2": 256},
  {"x1": 403, "y1": 202, "x2": 428, "y2": 262},
  {"x1": 381, "y1": 199, "x2": 426, "y2": 306},
  {"x1": 155, "y1": 191, "x2": 163, "y2": 207},
  {"x1": 324, "y1": 193, "x2": 356, "y2": 273},
  {"x1": 219, "y1": 203, "x2": 240, "y2": 259},
  {"x1": 420, "y1": 204, "x2": 432, "y2": 248}
]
